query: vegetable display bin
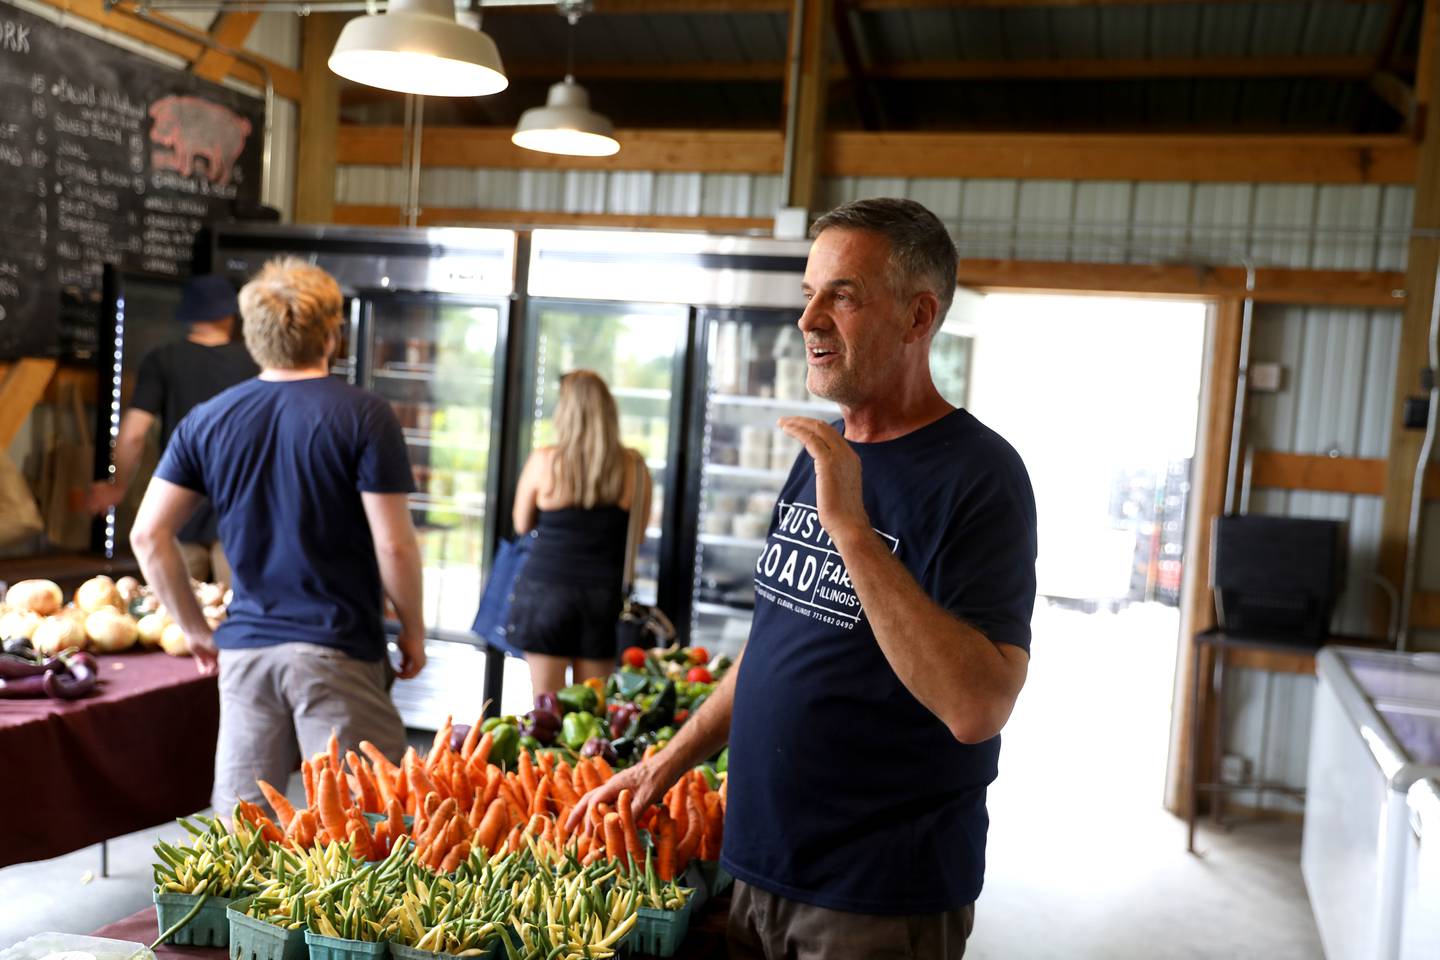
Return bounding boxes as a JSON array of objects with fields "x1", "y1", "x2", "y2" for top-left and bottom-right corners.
[
  {"x1": 154, "y1": 890, "x2": 234, "y2": 947},
  {"x1": 389, "y1": 941, "x2": 500, "y2": 960},
  {"x1": 630, "y1": 900, "x2": 693, "y2": 958},
  {"x1": 304, "y1": 930, "x2": 390, "y2": 960},
  {"x1": 363, "y1": 812, "x2": 415, "y2": 829},
  {"x1": 227, "y1": 898, "x2": 305, "y2": 960}
]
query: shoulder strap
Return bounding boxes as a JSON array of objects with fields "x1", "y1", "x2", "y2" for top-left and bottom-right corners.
[{"x1": 621, "y1": 451, "x2": 646, "y2": 596}]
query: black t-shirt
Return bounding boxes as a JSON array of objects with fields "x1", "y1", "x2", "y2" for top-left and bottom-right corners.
[
  {"x1": 723, "y1": 408, "x2": 1038, "y2": 914},
  {"x1": 130, "y1": 340, "x2": 258, "y2": 544},
  {"x1": 154, "y1": 377, "x2": 415, "y2": 661}
]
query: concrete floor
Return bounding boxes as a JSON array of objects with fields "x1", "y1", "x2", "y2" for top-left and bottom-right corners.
[{"x1": 0, "y1": 604, "x2": 1323, "y2": 958}]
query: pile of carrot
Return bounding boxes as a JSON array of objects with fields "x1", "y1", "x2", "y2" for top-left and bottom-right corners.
[{"x1": 246, "y1": 717, "x2": 727, "y2": 882}]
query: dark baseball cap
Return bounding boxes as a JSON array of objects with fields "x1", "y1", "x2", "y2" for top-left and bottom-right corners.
[{"x1": 176, "y1": 274, "x2": 239, "y2": 324}]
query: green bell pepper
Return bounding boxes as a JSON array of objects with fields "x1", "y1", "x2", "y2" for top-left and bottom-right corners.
[
  {"x1": 488, "y1": 722, "x2": 521, "y2": 768},
  {"x1": 557, "y1": 683, "x2": 600, "y2": 716},
  {"x1": 560, "y1": 711, "x2": 603, "y2": 751},
  {"x1": 716, "y1": 746, "x2": 729, "y2": 774}
]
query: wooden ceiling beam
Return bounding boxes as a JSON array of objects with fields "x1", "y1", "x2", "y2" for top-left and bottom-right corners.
[
  {"x1": 338, "y1": 126, "x2": 1417, "y2": 184},
  {"x1": 29, "y1": 0, "x2": 303, "y2": 100},
  {"x1": 189, "y1": 11, "x2": 262, "y2": 85}
]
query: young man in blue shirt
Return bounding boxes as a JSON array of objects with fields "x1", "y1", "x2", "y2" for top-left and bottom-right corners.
[
  {"x1": 130, "y1": 258, "x2": 427, "y2": 817},
  {"x1": 573, "y1": 198, "x2": 1037, "y2": 958}
]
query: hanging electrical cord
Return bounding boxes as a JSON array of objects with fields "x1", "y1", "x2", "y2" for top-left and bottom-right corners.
[
  {"x1": 1223, "y1": 260, "x2": 1256, "y2": 517},
  {"x1": 1397, "y1": 261, "x2": 1440, "y2": 651}
]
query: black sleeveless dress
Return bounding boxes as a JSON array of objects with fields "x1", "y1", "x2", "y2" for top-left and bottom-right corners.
[{"x1": 507, "y1": 505, "x2": 630, "y2": 659}]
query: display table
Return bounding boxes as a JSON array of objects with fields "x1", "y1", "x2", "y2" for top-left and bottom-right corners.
[
  {"x1": 0, "y1": 650, "x2": 219, "y2": 868},
  {"x1": 90, "y1": 901, "x2": 732, "y2": 960},
  {"x1": 0, "y1": 552, "x2": 143, "y2": 596}
]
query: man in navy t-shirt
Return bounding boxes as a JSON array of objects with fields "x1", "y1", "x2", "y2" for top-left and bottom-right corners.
[
  {"x1": 573, "y1": 198, "x2": 1037, "y2": 958},
  {"x1": 130, "y1": 257, "x2": 428, "y2": 817}
]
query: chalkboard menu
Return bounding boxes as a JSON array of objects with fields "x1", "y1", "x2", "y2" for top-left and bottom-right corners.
[{"x1": 0, "y1": 0, "x2": 263, "y2": 360}]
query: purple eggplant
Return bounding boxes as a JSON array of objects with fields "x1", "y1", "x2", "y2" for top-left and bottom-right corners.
[
  {"x1": 43, "y1": 653, "x2": 97, "y2": 701},
  {"x1": 0, "y1": 673, "x2": 49, "y2": 697},
  {"x1": 521, "y1": 709, "x2": 562, "y2": 746},
  {"x1": 0, "y1": 654, "x2": 46, "y2": 679},
  {"x1": 534, "y1": 692, "x2": 561, "y2": 718},
  {"x1": 451, "y1": 723, "x2": 471, "y2": 754},
  {"x1": 580, "y1": 737, "x2": 618, "y2": 766}
]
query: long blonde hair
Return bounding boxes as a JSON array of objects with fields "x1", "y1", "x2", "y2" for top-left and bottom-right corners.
[{"x1": 551, "y1": 370, "x2": 626, "y2": 508}]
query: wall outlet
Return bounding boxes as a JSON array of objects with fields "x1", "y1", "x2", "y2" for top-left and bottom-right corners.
[
  {"x1": 1249, "y1": 362, "x2": 1284, "y2": 392},
  {"x1": 1220, "y1": 753, "x2": 1252, "y2": 785}
]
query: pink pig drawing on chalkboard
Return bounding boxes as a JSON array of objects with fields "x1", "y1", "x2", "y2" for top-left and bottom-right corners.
[{"x1": 148, "y1": 95, "x2": 252, "y2": 186}]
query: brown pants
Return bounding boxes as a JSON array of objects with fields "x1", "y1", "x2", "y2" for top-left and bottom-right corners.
[{"x1": 728, "y1": 880, "x2": 974, "y2": 960}]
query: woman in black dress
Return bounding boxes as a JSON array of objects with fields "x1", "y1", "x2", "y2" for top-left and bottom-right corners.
[{"x1": 509, "y1": 370, "x2": 653, "y2": 695}]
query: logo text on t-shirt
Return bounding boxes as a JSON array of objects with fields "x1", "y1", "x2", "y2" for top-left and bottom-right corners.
[{"x1": 753, "y1": 500, "x2": 900, "y2": 629}]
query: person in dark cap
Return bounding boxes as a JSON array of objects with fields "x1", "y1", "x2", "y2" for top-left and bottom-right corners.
[{"x1": 88, "y1": 273, "x2": 258, "y2": 586}]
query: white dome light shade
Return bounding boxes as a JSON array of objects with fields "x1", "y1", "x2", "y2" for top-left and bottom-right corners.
[
  {"x1": 512, "y1": 79, "x2": 620, "y2": 157},
  {"x1": 329, "y1": 0, "x2": 508, "y2": 98}
]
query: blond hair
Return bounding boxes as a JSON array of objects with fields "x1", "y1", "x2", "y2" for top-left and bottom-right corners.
[
  {"x1": 551, "y1": 370, "x2": 625, "y2": 508},
  {"x1": 238, "y1": 257, "x2": 343, "y2": 369}
]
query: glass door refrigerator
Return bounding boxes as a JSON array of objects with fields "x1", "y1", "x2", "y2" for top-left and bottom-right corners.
[{"x1": 213, "y1": 224, "x2": 518, "y2": 730}]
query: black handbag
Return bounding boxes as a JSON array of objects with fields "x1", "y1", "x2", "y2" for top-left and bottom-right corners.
[{"x1": 616, "y1": 453, "x2": 677, "y2": 653}]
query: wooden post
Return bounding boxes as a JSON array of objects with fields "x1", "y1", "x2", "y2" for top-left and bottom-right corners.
[
  {"x1": 1165, "y1": 298, "x2": 1243, "y2": 816},
  {"x1": 783, "y1": 0, "x2": 831, "y2": 213},
  {"x1": 1379, "y1": 0, "x2": 1440, "y2": 640},
  {"x1": 0, "y1": 360, "x2": 60, "y2": 449},
  {"x1": 295, "y1": 14, "x2": 346, "y2": 224}
]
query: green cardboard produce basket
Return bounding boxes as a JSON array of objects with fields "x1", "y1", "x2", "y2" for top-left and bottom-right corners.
[
  {"x1": 304, "y1": 930, "x2": 390, "y2": 960},
  {"x1": 629, "y1": 900, "x2": 693, "y2": 958},
  {"x1": 227, "y1": 898, "x2": 306, "y2": 960},
  {"x1": 154, "y1": 889, "x2": 234, "y2": 947}
]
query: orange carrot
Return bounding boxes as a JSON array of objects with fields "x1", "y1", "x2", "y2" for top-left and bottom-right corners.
[
  {"x1": 531, "y1": 776, "x2": 553, "y2": 819},
  {"x1": 347, "y1": 751, "x2": 381, "y2": 813},
  {"x1": 616, "y1": 788, "x2": 643, "y2": 866},
  {"x1": 460, "y1": 717, "x2": 484, "y2": 760},
  {"x1": 550, "y1": 770, "x2": 579, "y2": 806},
  {"x1": 602, "y1": 812, "x2": 625, "y2": 865},
  {"x1": 317, "y1": 766, "x2": 350, "y2": 841},
  {"x1": 347, "y1": 817, "x2": 374, "y2": 861},
  {"x1": 417, "y1": 799, "x2": 457, "y2": 849},
  {"x1": 467, "y1": 793, "x2": 486, "y2": 829},
  {"x1": 701, "y1": 791, "x2": 723, "y2": 861},
  {"x1": 470, "y1": 732, "x2": 494, "y2": 771},
  {"x1": 408, "y1": 755, "x2": 441, "y2": 803},
  {"x1": 372, "y1": 820, "x2": 391, "y2": 859},
  {"x1": 592, "y1": 757, "x2": 615, "y2": 781},
  {"x1": 477, "y1": 797, "x2": 508, "y2": 852},
  {"x1": 536, "y1": 751, "x2": 556, "y2": 777},
  {"x1": 327, "y1": 730, "x2": 342, "y2": 774},
  {"x1": 479, "y1": 768, "x2": 503, "y2": 810},
  {"x1": 656, "y1": 810, "x2": 677, "y2": 881},
  {"x1": 375, "y1": 768, "x2": 395, "y2": 810},
  {"x1": 427, "y1": 716, "x2": 454, "y2": 770},
  {"x1": 289, "y1": 809, "x2": 317, "y2": 849},
  {"x1": 256, "y1": 779, "x2": 297, "y2": 830},
  {"x1": 575, "y1": 760, "x2": 600, "y2": 797},
  {"x1": 450, "y1": 766, "x2": 472, "y2": 808},
  {"x1": 676, "y1": 789, "x2": 704, "y2": 867},
  {"x1": 667, "y1": 780, "x2": 688, "y2": 838},
  {"x1": 359, "y1": 740, "x2": 399, "y2": 780},
  {"x1": 498, "y1": 779, "x2": 527, "y2": 821},
  {"x1": 301, "y1": 760, "x2": 317, "y2": 810},
  {"x1": 440, "y1": 839, "x2": 470, "y2": 873},
  {"x1": 505, "y1": 824, "x2": 524, "y2": 854},
  {"x1": 386, "y1": 796, "x2": 406, "y2": 845},
  {"x1": 517, "y1": 752, "x2": 538, "y2": 802}
]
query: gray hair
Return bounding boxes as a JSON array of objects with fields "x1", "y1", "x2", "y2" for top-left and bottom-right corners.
[{"x1": 810, "y1": 198, "x2": 959, "y2": 327}]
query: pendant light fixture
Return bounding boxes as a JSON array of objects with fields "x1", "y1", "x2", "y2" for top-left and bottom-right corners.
[
  {"x1": 512, "y1": 1, "x2": 620, "y2": 157},
  {"x1": 329, "y1": 0, "x2": 508, "y2": 98}
]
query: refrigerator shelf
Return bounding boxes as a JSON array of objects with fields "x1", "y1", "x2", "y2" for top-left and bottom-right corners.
[
  {"x1": 709, "y1": 393, "x2": 837, "y2": 414},
  {"x1": 402, "y1": 430, "x2": 493, "y2": 454},
  {"x1": 699, "y1": 533, "x2": 767, "y2": 550},
  {"x1": 703, "y1": 463, "x2": 788, "y2": 483},
  {"x1": 374, "y1": 366, "x2": 496, "y2": 387}
]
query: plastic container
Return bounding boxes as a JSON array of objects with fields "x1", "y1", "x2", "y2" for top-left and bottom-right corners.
[
  {"x1": 629, "y1": 900, "x2": 693, "y2": 958},
  {"x1": 0, "y1": 933, "x2": 156, "y2": 960},
  {"x1": 153, "y1": 889, "x2": 234, "y2": 947},
  {"x1": 304, "y1": 930, "x2": 390, "y2": 960},
  {"x1": 226, "y1": 898, "x2": 306, "y2": 960},
  {"x1": 363, "y1": 812, "x2": 414, "y2": 829},
  {"x1": 389, "y1": 941, "x2": 501, "y2": 960}
]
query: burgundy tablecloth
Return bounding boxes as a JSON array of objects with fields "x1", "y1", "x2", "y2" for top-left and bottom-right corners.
[{"x1": 0, "y1": 650, "x2": 219, "y2": 867}]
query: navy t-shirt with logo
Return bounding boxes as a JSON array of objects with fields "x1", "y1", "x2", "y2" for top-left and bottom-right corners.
[
  {"x1": 154, "y1": 377, "x2": 414, "y2": 661},
  {"x1": 723, "y1": 408, "x2": 1038, "y2": 915}
]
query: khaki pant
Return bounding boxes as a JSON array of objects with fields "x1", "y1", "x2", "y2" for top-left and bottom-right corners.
[
  {"x1": 212, "y1": 643, "x2": 406, "y2": 817},
  {"x1": 179, "y1": 540, "x2": 233, "y2": 590},
  {"x1": 727, "y1": 880, "x2": 974, "y2": 960}
]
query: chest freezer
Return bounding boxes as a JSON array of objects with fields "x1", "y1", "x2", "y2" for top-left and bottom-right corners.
[{"x1": 1303, "y1": 648, "x2": 1440, "y2": 960}]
